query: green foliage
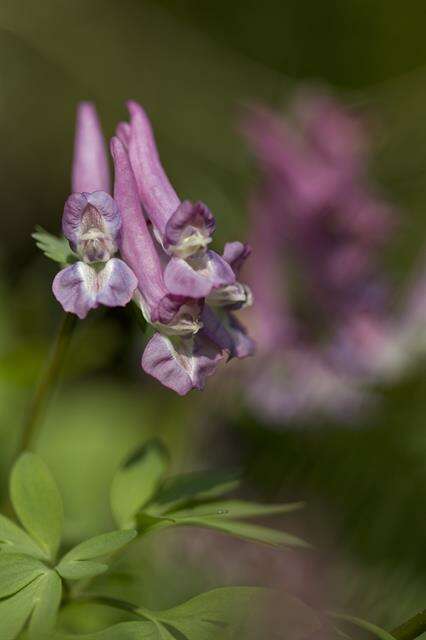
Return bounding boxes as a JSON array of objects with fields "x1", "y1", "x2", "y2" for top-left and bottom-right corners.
[
  {"x1": 0, "y1": 444, "x2": 318, "y2": 639},
  {"x1": 10, "y1": 452, "x2": 64, "y2": 561},
  {"x1": 32, "y1": 227, "x2": 78, "y2": 266},
  {"x1": 56, "y1": 587, "x2": 321, "y2": 639},
  {"x1": 0, "y1": 514, "x2": 48, "y2": 559},
  {"x1": 0, "y1": 553, "x2": 47, "y2": 597},
  {"x1": 329, "y1": 612, "x2": 397, "y2": 639},
  {"x1": 0, "y1": 576, "x2": 46, "y2": 640},
  {"x1": 109, "y1": 443, "x2": 307, "y2": 548},
  {"x1": 57, "y1": 530, "x2": 137, "y2": 580},
  {"x1": 149, "y1": 469, "x2": 241, "y2": 514},
  {"x1": 111, "y1": 439, "x2": 169, "y2": 528},
  {"x1": 28, "y1": 570, "x2": 62, "y2": 638}
]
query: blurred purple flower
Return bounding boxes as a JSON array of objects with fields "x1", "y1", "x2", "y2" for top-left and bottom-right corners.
[
  {"x1": 53, "y1": 103, "x2": 137, "y2": 319},
  {"x1": 241, "y1": 90, "x2": 423, "y2": 425}
]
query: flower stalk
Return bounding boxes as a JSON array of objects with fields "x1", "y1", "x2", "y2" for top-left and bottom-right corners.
[{"x1": 20, "y1": 312, "x2": 77, "y2": 453}]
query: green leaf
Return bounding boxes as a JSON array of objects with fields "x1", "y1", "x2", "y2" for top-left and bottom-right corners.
[
  {"x1": 149, "y1": 469, "x2": 240, "y2": 515},
  {"x1": 111, "y1": 439, "x2": 169, "y2": 528},
  {"x1": 0, "y1": 574, "x2": 43, "y2": 640},
  {"x1": 137, "y1": 510, "x2": 308, "y2": 548},
  {"x1": 56, "y1": 530, "x2": 136, "y2": 581},
  {"x1": 55, "y1": 589, "x2": 320, "y2": 640},
  {"x1": 139, "y1": 587, "x2": 321, "y2": 640},
  {"x1": 10, "y1": 452, "x2": 64, "y2": 561},
  {"x1": 32, "y1": 227, "x2": 78, "y2": 266},
  {"x1": 170, "y1": 499, "x2": 304, "y2": 519},
  {"x1": 60, "y1": 530, "x2": 137, "y2": 562},
  {"x1": 56, "y1": 560, "x2": 109, "y2": 580},
  {"x1": 0, "y1": 514, "x2": 49, "y2": 560},
  {"x1": 329, "y1": 613, "x2": 396, "y2": 640},
  {"x1": 0, "y1": 553, "x2": 47, "y2": 598},
  {"x1": 175, "y1": 517, "x2": 309, "y2": 548},
  {"x1": 28, "y1": 570, "x2": 62, "y2": 639}
]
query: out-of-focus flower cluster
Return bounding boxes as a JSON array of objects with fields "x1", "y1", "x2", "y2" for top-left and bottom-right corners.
[
  {"x1": 242, "y1": 90, "x2": 426, "y2": 425},
  {"x1": 51, "y1": 102, "x2": 254, "y2": 394}
]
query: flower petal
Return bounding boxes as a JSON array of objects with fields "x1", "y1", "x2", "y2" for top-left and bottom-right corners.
[
  {"x1": 62, "y1": 191, "x2": 120, "y2": 250},
  {"x1": 96, "y1": 258, "x2": 138, "y2": 308},
  {"x1": 141, "y1": 332, "x2": 224, "y2": 395},
  {"x1": 226, "y1": 313, "x2": 256, "y2": 358},
  {"x1": 164, "y1": 200, "x2": 215, "y2": 257},
  {"x1": 111, "y1": 137, "x2": 172, "y2": 320},
  {"x1": 72, "y1": 102, "x2": 110, "y2": 194},
  {"x1": 164, "y1": 251, "x2": 235, "y2": 298},
  {"x1": 222, "y1": 241, "x2": 252, "y2": 274},
  {"x1": 52, "y1": 262, "x2": 98, "y2": 319},
  {"x1": 164, "y1": 258, "x2": 213, "y2": 298},
  {"x1": 202, "y1": 306, "x2": 255, "y2": 359},
  {"x1": 52, "y1": 260, "x2": 137, "y2": 319},
  {"x1": 127, "y1": 101, "x2": 180, "y2": 237}
]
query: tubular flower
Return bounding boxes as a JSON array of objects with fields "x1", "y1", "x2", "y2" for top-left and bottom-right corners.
[
  {"x1": 53, "y1": 103, "x2": 137, "y2": 319},
  {"x1": 115, "y1": 101, "x2": 254, "y2": 368},
  {"x1": 118, "y1": 101, "x2": 236, "y2": 299},
  {"x1": 110, "y1": 136, "x2": 230, "y2": 395}
]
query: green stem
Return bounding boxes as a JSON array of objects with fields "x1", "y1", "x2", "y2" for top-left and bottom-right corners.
[
  {"x1": 391, "y1": 610, "x2": 426, "y2": 640},
  {"x1": 20, "y1": 312, "x2": 77, "y2": 453}
]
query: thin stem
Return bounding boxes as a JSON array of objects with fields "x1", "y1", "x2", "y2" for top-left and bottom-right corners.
[
  {"x1": 391, "y1": 610, "x2": 426, "y2": 640},
  {"x1": 20, "y1": 312, "x2": 77, "y2": 453}
]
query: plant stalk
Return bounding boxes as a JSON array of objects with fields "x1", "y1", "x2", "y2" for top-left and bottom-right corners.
[
  {"x1": 20, "y1": 312, "x2": 77, "y2": 453},
  {"x1": 391, "y1": 610, "x2": 426, "y2": 640}
]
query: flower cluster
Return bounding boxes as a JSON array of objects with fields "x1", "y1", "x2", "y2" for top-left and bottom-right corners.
[
  {"x1": 242, "y1": 90, "x2": 425, "y2": 424},
  {"x1": 51, "y1": 102, "x2": 253, "y2": 394}
]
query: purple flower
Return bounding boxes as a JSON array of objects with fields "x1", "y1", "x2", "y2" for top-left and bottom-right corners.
[
  {"x1": 110, "y1": 136, "x2": 230, "y2": 395},
  {"x1": 72, "y1": 102, "x2": 111, "y2": 194},
  {"x1": 241, "y1": 91, "x2": 402, "y2": 424},
  {"x1": 52, "y1": 103, "x2": 137, "y2": 319},
  {"x1": 118, "y1": 101, "x2": 235, "y2": 299},
  {"x1": 114, "y1": 101, "x2": 255, "y2": 387}
]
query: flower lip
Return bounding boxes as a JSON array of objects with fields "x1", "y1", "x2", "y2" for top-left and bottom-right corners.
[
  {"x1": 134, "y1": 290, "x2": 203, "y2": 337},
  {"x1": 208, "y1": 282, "x2": 253, "y2": 310},
  {"x1": 222, "y1": 241, "x2": 252, "y2": 274},
  {"x1": 63, "y1": 191, "x2": 121, "y2": 263},
  {"x1": 52, "y1": 258, "x2": 137, "y2": 319},
  {"x1": 164, "y1": 200, "x2": 216, "y2": 258}
]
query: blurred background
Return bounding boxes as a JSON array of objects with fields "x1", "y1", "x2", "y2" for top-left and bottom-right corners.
[{"x1": 1, "y1": 0, "x2": 426, "y2": 636}]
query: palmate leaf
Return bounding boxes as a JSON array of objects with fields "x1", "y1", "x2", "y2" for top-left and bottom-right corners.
[
  {"x1": 329, "y1": 612, "x2": 396, "y2": 640},
  {"x1": 0, "y1": 574, "x2": 45, "y2": 640},
  {"x1": 32, "y1": 227, "x2": 78, "y2": 266},
  {"x1": 10, "y1": 452, "x2": 64, "y2": 561},
  {"x1": 28, "y1": 570, "x2": 62, "y2": 639},
  {"x1": 0, "y1": 553, "x2": 47, "y2": 598},
  {"x1": 0, "y1": 514, "x2": 48, "y2": 560},
  {"x1": 55, "y1": 587, "x2": 321, "y2": 640},
  {"x1": 56, "y1": 530, "x2": 136, "y2": 580},
  {"x1": 111, "y1": 439, "x2": 169, "y2": 528}
]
